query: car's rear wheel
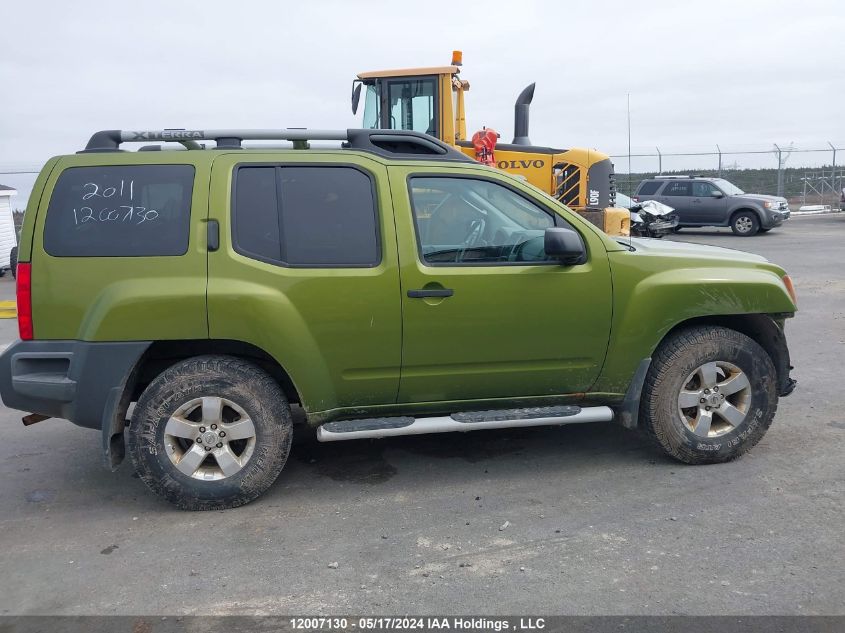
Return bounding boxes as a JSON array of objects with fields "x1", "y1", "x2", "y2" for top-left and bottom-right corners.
[
  {"x1": 9, "y1": 246, "x2": 17, "y2": 279},
  {"x1": 128, "y1": 355, "x2": 292, "y2": 510},
  {"x1": 730, "y1": 211, "x2": 760, "y2": 236},
  {"x1": 640, "y1": 326, "x2": 777, "y2": 464}
]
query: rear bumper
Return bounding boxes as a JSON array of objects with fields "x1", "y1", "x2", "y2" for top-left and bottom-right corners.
[{"x1": 0, "y1": 340, "x2": 149, "y2": 429}]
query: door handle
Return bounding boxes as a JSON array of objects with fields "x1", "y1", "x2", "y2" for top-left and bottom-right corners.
[
  {"x1": 407, "y1": 288, "x2": 454, "y2": 298},
  {"x1": 207, "y1": 219, "x2": 220, "y2": 252}
]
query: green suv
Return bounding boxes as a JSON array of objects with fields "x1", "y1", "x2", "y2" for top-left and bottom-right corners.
[{"x1": 0, "y1": 128, "x2": 797, "y2": 510}]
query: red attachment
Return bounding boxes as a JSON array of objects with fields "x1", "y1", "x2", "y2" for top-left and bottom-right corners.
[
  {"x1": 472, "y1": 127, "x2": 499, "y2": 166},
  {"x1": 17, "y1": 262, "x2": 33, "y2": 340}
]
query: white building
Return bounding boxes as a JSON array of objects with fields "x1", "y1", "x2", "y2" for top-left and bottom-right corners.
[{"x1": 0, "y1": 185, "x2": 18, "y2": 270}]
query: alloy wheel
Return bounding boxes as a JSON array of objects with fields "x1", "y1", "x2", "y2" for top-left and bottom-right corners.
[
  {"x1": 163, "y1": 396, "x2": 257, "y2": 480},
  {"x1": 677, "y1": 361, "x2": 751, "y2": 437}
]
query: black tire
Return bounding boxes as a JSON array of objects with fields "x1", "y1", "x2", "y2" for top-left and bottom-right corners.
[
  {"x1": 758, "y1": 228, "x2": 772, "y2": 233},
  {"x1": 640, "y1": 326, "x2": 777, "y2": 465},
  {"x1": 128, "y1": 355, "x2": 293, "y2": 510},
  {"x1": 671, "y1": 226, "x2": 682, "y2": 233},
  {"x1": 730, "y1": 210, "x2": 760, "y2": 236},
  {"x1": 9, "y1": 246, "x2": 17, "y2": 280}
]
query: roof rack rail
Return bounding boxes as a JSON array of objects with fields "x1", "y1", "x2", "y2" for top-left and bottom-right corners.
[
  {"x1": 653, "y1": 174, "x2": 702, "y2": 179},
  {"x1": 80, "y1": 128, "x2": 473, "y2": 162}
]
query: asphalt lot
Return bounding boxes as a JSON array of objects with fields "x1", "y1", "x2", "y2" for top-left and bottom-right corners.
[{"x1": 0, "y1": 214, "x2": 842, "y2": 616}]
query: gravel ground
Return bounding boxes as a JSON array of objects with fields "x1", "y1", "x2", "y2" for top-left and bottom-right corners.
[{"x1": 0, "y1": 214, "x2": 842, "y2": 615}]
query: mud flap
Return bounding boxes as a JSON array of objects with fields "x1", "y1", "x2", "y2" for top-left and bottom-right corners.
[
  {"x1": 101, "y1": 386, "x2": 127, "y2": 471},
  {"x1": 616, "y1": 358, "x2": 651, "y2": 430}
]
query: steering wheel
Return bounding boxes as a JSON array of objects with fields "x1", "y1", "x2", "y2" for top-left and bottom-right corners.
[
  {"x1": 456, "y1": 218, "x2": 486, "y2": 263},
  {"x1": 463, "y1": 218, "x2": 485, "y2": 248},
  {"x1": 506, "y1": 231, "x2": 528, "y2": 262}
]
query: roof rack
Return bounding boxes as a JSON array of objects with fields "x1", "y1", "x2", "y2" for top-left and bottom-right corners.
[
  {"x1": 653, "y1": 174, "x2": 703, "y2": 179},
  {"x1": 80, "y1": 128, "x2": 473, "y2": 162}
]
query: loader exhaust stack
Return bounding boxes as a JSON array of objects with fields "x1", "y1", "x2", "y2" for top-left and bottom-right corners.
[{"x1": 512, "y1": 83, "x2": 536, "y2": 145}]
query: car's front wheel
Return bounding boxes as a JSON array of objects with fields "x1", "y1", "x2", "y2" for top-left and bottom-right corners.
[
  {"x1": 640, "y1": 326, "x2": 777, "y2": 464},
  {"x1": 730, "y1": 211, "x2": 760, "y2": 236},
  {"x1": 128, "y1": 355, "x2": 293, "y2": 510}
]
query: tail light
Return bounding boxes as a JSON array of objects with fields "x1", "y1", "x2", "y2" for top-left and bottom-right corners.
[{"x1": 17, "y1": 262, "x2": 33, "y2": 340}]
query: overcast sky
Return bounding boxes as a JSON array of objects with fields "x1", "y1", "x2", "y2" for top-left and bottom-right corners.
[{"x1": 1, "y1": 0, "x2": 843, "y2": 208}]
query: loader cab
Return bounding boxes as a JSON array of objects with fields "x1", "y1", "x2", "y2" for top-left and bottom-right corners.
[
  {"x1": 353, "y1": 61, "x2": 468, "y2": 146},
  {"x1": 352, "y1": 52, "x2": 625, "y2": 235},
  {"x1": 360, "y1": 76, "x2": 439, "y2": 137}
]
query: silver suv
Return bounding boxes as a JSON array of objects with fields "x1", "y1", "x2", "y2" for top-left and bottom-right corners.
[{"x1": 634, "y1": 176, "x2": 790, "y2": 236}]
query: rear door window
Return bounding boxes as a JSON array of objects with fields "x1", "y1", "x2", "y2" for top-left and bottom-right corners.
[
  {"x1": 232, "y1": 166, "x2": 280, "y2": 262},
  {"x1": 43, "y1": 165, "x2": 194, "y2": 257},
  {"x1": 662, "y1": 181, "x2": 693, "y2": 196},
  {"x1": 233, "y1": 165, "x2": 380, "y2": 267}
]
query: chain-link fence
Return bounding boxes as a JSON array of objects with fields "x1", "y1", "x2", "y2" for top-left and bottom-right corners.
[
  {"x1": 611, "y1": 143, "x2": 845, "y2": 208},
  {"x1": 4, "y1": 144, "x2": 845, "y2": 211}
]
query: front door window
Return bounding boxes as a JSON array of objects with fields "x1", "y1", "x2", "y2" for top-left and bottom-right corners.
[
  {"x1": 409, "y1": 177, "x2": 555, "y2": 265},
  {"x1": 692, "y1": 182, "x2": 719, "y2": 197}
]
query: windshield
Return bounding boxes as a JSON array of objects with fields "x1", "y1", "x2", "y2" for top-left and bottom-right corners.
[{"x1": 712, "y1": 178, "x2": 745, "y2": 195}]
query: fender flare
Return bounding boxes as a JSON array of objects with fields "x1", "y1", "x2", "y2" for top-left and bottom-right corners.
[{"x1": 730, "y1": 206, "x2": 763, "y2": 225}]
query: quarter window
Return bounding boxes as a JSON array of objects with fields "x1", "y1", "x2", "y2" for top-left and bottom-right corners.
[
  {"x1": 636, "y1": 181, "x2": 662, "y2": 196},
  {"x1": 233, "y1": 166, "x2": 380, "y2": 267},
  {"x1": 43, "y1": 165, "x2": 194, "y2": 257},
  {"x1": 409, "y1": 177, "x2": 557, "y2": 265}
]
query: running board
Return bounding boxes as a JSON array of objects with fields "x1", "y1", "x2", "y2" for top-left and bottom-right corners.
[{"x1": 316, "y1": 405, "x2": 614, "y2": 442}]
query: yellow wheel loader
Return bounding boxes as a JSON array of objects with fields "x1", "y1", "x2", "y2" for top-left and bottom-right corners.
[{"x1": 352, "y1": 51, "x2": 630, "y2": 236}]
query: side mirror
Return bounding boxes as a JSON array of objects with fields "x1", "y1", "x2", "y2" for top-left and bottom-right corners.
[
  {"x1": 544, "y1": 227, "x2": 586, "y2": 265},
  {"x1": 711, "y1": 190, "x2": 724, "y2": 198},
  {"x1": 351, "y1": 82, "x2": 362, "y2": 115}
]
